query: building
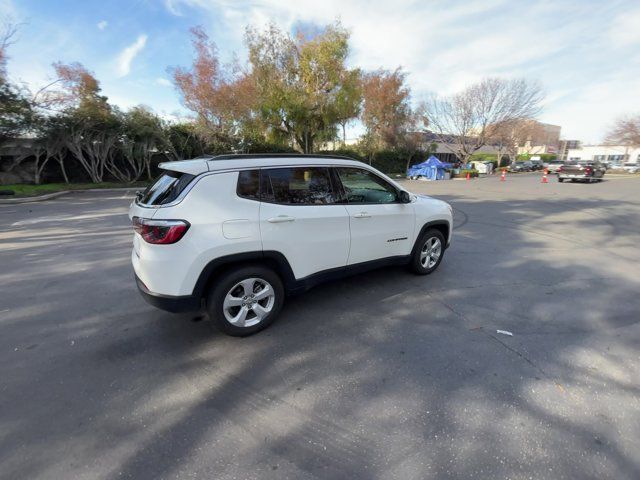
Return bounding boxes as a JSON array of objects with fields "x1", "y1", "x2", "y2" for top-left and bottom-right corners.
[
  {"x1": 516, "y1": 122, "x2": 561, "y2": 155},
  {"x1": 566, "y1": 144, "x2": 640, "y2": 164},
  {"x1": 558, "y1": 140, "x2": 580, "y2": 161}
]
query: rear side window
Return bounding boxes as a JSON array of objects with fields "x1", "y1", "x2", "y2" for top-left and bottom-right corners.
[
  {"x1": 139, "y1": 170, "x2": 195, "y2": 206},
  {"x1": 237, "y1": 170, "x2": 260, "y2": 200},
  {"x1": 261, "y1": 167, "x2": 338, "y2": 205}
]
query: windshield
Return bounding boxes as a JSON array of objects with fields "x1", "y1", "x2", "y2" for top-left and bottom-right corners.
[{"x1": 138, "y1": 170, "x2": 196, "y2": 206}]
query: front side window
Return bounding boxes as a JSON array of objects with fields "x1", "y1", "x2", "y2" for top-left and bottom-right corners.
[
  {"x1": 261, "y1": 167, "x2": 337, "y2": 205},
  {"x1": 335, "y1": 167, "x2": 399, "y2": 204}
]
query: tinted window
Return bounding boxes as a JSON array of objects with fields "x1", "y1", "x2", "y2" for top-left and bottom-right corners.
[
  {"x1": 261, "y1": 167, "x2": 337, "y2": 205},
  {"x1": 237, "y1": 170, "x2": 260, "y2": 200},
  {"x1": 139, "y1": 170, "x2": 195, "y2": 206},
  {"x1": 336, "y1": 167, "x2": 398, "y2": 204}
]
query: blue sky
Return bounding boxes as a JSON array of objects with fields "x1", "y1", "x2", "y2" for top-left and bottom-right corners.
[{"x1": 2, "y1": 0, "x2": 639, "y2": 143}]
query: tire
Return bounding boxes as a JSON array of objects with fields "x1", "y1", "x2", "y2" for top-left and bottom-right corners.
[
  {"x1": 410, "y1": 229, "x2": 446, "y2": 275},
  {"x1": 206, "y1": 265, "x2": 284, "y2": 336},
  {"x1": 558, "y1": 177, "x2": 564, "y2": 183}
]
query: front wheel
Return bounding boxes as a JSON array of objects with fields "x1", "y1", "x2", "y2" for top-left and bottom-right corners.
[
  {"x1": 558, "y1": 177, "x2": 564, "y2": 183},
  {"x1": 207, "y1": 265, "x2": 284, "y2": 336},
  {"x1": 410, "y1": 229, "x2": 446, "y2": 275}
]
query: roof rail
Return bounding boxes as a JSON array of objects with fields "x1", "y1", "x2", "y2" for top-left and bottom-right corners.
[{"x1": 207, "y1": 153, "x2": 358, "y2": 161}]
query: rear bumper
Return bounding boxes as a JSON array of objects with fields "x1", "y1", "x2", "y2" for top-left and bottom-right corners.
[
  {"x1": 558, "y1": 174, "x2": 593, "y2": 179},
  {"x1": 135, "y1": 274, "x2": 201, "y2": 313}
]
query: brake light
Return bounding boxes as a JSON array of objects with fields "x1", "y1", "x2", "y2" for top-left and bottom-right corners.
[
  {"x1": 557, "y1": 166, "x2": 562, "y2": 172},
  {"x1": 132, "y1": 217, "x2": 190, "y2": 244},
  {"x1": 584, "y1": 167, "x2": 592, "y2": 174}
]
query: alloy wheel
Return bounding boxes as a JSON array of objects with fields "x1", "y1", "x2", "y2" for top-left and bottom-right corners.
[
  {"x1": 222, "y1": 277, "x2": 275, "y2": 327},
  {"x1": 420, "y1": 237, "x2": 442, "y2": 269}
]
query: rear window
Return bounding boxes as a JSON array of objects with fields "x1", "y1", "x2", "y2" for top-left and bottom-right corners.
[{"x1": 139, "y1": 170, "x2": 195, "y2": 206}]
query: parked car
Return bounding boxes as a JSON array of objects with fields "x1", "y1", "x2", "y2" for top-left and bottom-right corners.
[
  {"x1": 557, "y1": 161, "x2": 606, "y2": 183},
  {"x1": 622, "y1": 162, "x2": 640, "y2": 173},
  {"x1": 508, "y1": 161, "x2": 533, "y2": 172},
  {"x1": 129, "y1": 154, "x2": 453, "y2": 336},
  {"x1": 546, "y1": 160, "x2": 564, "y2": 173},
  {"x1": 530, "y1": 159, "x2": 544, "y2": 170}
]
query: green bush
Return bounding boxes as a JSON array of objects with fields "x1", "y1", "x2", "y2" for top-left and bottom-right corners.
[
  {"x1": 452, "y1": 168, "x2": 479, "y2": 178},
  {"x1": 317, "y1": 147, "x2": 365, "y2": 161}
]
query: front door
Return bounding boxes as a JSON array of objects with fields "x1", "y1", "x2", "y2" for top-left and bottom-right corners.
[{"x1": 334, "y1": 167, "x2": 415, "y2": 265}]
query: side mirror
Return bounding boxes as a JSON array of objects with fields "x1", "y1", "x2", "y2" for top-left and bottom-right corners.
[
  {"x1": 399, "y1": 190, "x2": 412, "y2": 204},
  {"x1": 135, "y1": 190, "x2": 143, "y2": 201}
]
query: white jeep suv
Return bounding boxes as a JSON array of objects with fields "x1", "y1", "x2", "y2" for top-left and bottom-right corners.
[{"x1": 129, "y1": 154, "x2": 453, "y2": 336}]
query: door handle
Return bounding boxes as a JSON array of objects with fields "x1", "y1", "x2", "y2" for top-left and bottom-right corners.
[
  {"x1": 267, "y1": 215, "x2": 295, "y2": 223},
  {"x1": 353, "y1": 212, "x2": 371, "y2": 218}
]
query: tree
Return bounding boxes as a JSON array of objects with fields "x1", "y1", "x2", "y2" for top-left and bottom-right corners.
[
  {"x1": 605, "y1": 114, "x2": 640, "y2": 147},
  {"x1": 38, "y1": 115, "x2": 70, "y2": 183},
  {"x1": 334, "y1": 69, "x2": 362, "y2": 146},
  {"x1": 487, "y1": 119, "x2": 545, "y2": 166},
  {"x1": 0, "y1": 20, "x2": 31, "y2": 145},
  {"x1": 0, "y1": 81, "x2": 32, "y2": 145},
  {"x1": 165, "y1": 122, "x2": 207, "y2": 159},
  {"x1": 360, "y1": 68, "x2": 413, "y2": 164},
  {"x1": 43, "y1": 62, "x2": 120, "y2": 183},
  {"x1": 245, "y1": 22, "x2": 359, "y2": 153},
  {"x1": 170, "y1": 26, "x2": 256, "y2": 147},
  {"x1": 420, "y1": 77, "x2": 543, "y2": 164},
  {"x1": 0, "y1": 19, "x2": 18, "y2": 81},
  {"x1": 120, "y1": 106, "x2": 167, "y2": 181}
]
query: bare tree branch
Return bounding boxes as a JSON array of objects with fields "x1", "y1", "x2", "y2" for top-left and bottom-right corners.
[
  {"x1": 420, "y1": 77, "x2": 544, "y2": 164},
  {"x1": 605, "y1": 115, "x2": 640, "y2": 147}
]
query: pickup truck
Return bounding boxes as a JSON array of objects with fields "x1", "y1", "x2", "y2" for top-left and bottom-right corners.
[{"x1": 557, "y1": 161, "x2": 606, "y2": 183}]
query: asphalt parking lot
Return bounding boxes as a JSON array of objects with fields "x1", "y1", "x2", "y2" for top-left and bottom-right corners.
[{"x1": 1, "y1": 173, "x2": 639, "y2": 480}]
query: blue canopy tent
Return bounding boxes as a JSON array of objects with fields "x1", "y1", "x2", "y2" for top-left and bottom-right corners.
[{"x1": 406, "y1": 155, "x2": 453, "y2": 180}]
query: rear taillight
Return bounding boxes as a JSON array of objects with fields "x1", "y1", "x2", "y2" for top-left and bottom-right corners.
[
  {"x1": 132, "y1": 217, "x2": 190, "y2": 244},
  {"x1": 557, "y1": 166, "x2": 562, "y2": 172},
  {"x1": 584, "y1": 167, "x2": 592, "y2": 174}
]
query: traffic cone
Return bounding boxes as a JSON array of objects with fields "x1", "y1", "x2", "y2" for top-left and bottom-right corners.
[
  {"x1": 541, "y1": 171, "x2": 548, "y2": 183},
  {"x1": 500, "y1": 170, "x2": 506, "y2": 181},
  {"x1": 466, "y1": 172, "x2": 471, "y2": 181}
]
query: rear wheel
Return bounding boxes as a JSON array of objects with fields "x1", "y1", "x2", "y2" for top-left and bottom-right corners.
[
  {"x1": 207, "y1": 265, "x2": 284, "y2": 336},
  {"x1": 410, "y1": 229, "x2": 446, "y2": 275},
  {"x1": 558, "y1": 177, "x2": 564, "y2": 183}
]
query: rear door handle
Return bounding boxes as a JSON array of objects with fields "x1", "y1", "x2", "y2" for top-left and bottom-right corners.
[
  {"x1": 267, "y1": 215, "x2": 295, "y2": 223},
  {"x1": 353, "y1": 212, "x2": 371, "y2": 218}
]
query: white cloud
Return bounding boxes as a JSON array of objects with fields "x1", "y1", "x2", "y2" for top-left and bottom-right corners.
[
  {"x1": 97, "y1": 20, "x2": 108, "y2": 31},
  {"x1": 0, "y1": 0, "x2": 17, "y2": 17},
  {"x1": 116, "y1": 34, "x2": 147, "y2": 77},
  {"x1": 156, "y1": 77, "x2": 172, "y2": 86},
  {"x1": 164, "y1": 0, "x2": 183, "y2": 16},
  {"x1": 609, "y1": 9, "x2": 640, "y2": 47},
  {"x1": 160, "y1": 0, "x2": 640, "y2": 142}
]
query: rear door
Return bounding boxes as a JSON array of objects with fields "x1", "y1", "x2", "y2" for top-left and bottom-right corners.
[
  {"x1": 259, "y1": 167, "x2": 350, "y2": 279},
  {"x1": 334, "y1": 167, "x2": 415, "y2": 265}
]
